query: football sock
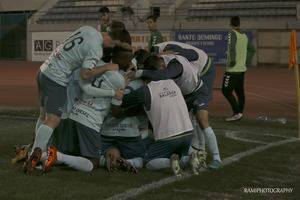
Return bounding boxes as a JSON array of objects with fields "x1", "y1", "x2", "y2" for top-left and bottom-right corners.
[
  {"x1": 203, "y1": 127, "x2": 221, "y2": 162},
  {"x1": 146, "y1": 158, "x2": 170, "y2": 170},
  {"x1": 126, "y1": 157, "x2": 143, "y2": 168},
  {"x1": 57, "y1": 151, "x2": 93, "y2": 172},
  {"x1": 35, "y1": 118, "x2": 43, "y2": 135},
  {"x1": 31, "y1": 124, "x2": 53, "y2": 153}
]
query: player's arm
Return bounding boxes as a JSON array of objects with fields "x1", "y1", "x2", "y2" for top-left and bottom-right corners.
[
  {"x1": 80, "y1": 38, "x2": 119, "y2": 80},
  {"x1": 79, "y1": 78, "x2": 123, "y2": 100},
  {"x1": 135, "y1": 59, "x2": 183, "y2": 81},
  {"x1": 163, "y1": 44, "x2": 199, "y2": 62},
  {"x1": 81, "y1": 63, "x2": 119, "y2": 80},
  {"x1": 228, "y1": 30, "x2": 237, "y2": 67}
]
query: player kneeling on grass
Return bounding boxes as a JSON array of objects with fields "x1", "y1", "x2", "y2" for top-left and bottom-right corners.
[
  {"x1": 100, "y1": 49, "x2": 147, "y2": 171},
  {"x1": 41, "y1": 47, "x2": 137, "y2": 174},
  {"x1": 152, "y1": 41, "x2": 222, "y2": 169},
  {"x1": 120, "y1": 64, "x2": 197, "y2": 178}
]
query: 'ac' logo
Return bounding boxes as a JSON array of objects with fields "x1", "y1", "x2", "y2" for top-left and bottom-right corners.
[{"x1": 34, "y1": 40, "x2": 53, "y2": 52}]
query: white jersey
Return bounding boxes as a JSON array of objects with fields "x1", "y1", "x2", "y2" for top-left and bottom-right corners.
[
  {"x1": 61, "y1": 68, "x2": 82, "y2": 119},
  {"x1": 145, "y1": 80, "x2": 193, "y2": 140},
  {"x1": 101, "y1": 75, "x2": 148, "y2": 137},
  {"x1": 155, "y1": 41, "x2": 208, "y2": 75},
  {"x1": 161, "y1": 54, "x2": 200, "y2": 95},
  {"x1": 41, "y1": 26, "x2": 103, "y2": 86},
  {"x1": 69, "y1": 71, "x2": 125, "y2": 132}
]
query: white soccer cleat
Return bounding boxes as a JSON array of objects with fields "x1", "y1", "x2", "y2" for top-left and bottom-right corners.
[
  {"x1": 225, "y1": 113, "x2": 243, "y2": 122},
  {"x1": 190, "y1": 151, "x2": 200, "y2": 175},
  {"x1": 170, "y1": 154, "x2": 183, "y2": 178}
]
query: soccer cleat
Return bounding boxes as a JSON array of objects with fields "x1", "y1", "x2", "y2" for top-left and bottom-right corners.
[
  {"x1": 116, "y1": 158, "x2": 137, "y2": 174},
  {"x1": 197, "y1": 150, "x2": 207, "y2": 169},
  {"x1": 190, "y1": 151, "x2": 200, "y2": 175},
  {"x1": 207, "y1": 160, "x2": 223, "y2": 169},
  {"x1": 11, "y1": 144, "x2": 31, "y2": 164},
  {"x1": 42, "y1": 146, "x2": 58, "y2": 174},
  {"x1": 23, "y1": 147, "x2": 42, "y2": 174},
  {"x1": 225, "y1": 113, "x2": 243, "y2": 122},
  {"x1": 170, "y1": 154, "x2": 183, "y2": 178},
  {"x1": 105, "y1": 153, "x2": 118, "y2": 173}
]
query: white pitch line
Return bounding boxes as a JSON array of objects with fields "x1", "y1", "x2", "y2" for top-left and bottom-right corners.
[
  {"x1": 105, "y1": 137, "x2": 300, "y2": 200},
  {"x1": 224, "y1": 131, "x2": 268, "y2": 144}
]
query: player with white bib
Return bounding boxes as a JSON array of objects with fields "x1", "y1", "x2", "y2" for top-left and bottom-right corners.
[
  {"x1": 121, "y1": 78, "x2": 193, "y2": 177},
  {"x1": 129, "y1": 41, "x2": 222, "y2": 169}
]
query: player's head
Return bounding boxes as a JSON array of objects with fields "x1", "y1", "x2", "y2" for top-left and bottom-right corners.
[
  {"x1": 102, "y1": 29, "x2": 131, "y2": 48},
  {"x1": 144, "y1": 55, "x2": 165, "y2": 70},
  {"x1": 146, "y1": 15, "x2": 158, "y2": 31},
  {"x1": 110, "y1": 21, "x2": 126, "y2": 31},
  {"x1": 230, "y1": 16, "x2": 240, "y2": 27},
  {"x1": 99, "y1": 6, "x2": 110, "y2": 23},
  {"x1": 112, "y1": 46, "x2": 133, "y2": 71},
  {"x1": 133, "y1": 49, "x2": 151, "y2": 69}
]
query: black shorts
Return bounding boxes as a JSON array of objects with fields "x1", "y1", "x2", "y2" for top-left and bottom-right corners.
[
  {"x1": 37, "y1": 70, "x2": 67, "y2": 117},
  {"x1": 100, "y1": 135, "x2": 145, "y2": 159},
  {"x1": 49, "y1": 119, "x2": 102, "y2": 159},
  {"x1": 185, "y1": 61, "x2": 216, "y2": 111}
]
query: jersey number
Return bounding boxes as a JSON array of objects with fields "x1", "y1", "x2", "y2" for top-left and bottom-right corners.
[{"x1": 63, "y1": 31, "x2": 84, "y2": 51}]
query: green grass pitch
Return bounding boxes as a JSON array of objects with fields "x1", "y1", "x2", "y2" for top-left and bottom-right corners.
[{"x1": 0, "y1": 111, "x2": 299, "y2": 200}]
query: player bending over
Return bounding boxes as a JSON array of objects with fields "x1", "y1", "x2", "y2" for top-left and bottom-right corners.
[{"x1": 23, "y1": 26, "x2": 128, "y2": 174}]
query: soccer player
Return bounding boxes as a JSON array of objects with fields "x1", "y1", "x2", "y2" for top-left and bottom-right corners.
[
  {"x1": 222, "y1": 16, "x2": 256, "y2": 122},
  {"x1": 121, "y1": 79, "x2": 193, "y2": 177},
  {"x1": 150, "y1": 41, "x2": 222, "y2": 169},
  {"x1": 127, "y1": 46, "x2": 222, "y2": 169},
  {"x1": 121, "y1": 60, "x2": 202, "y2": 177},
  {"x1": 43, "y1": 46, "x2": 133, "y2": 173},
  {"x1": 99, "y1": 7, "x2": 113, "y2": 32},
  {"x1": 146, "y1": 15, "x2": 163, "y2": 51},
  {"x1": 23, "y1": 26, "x2": 125, "y2": 174}
]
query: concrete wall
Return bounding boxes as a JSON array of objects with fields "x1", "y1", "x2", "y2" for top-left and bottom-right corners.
[
  {"x1": 0, "y1": 0, "x2": 48, "y2": 12},
  {"x1": 258, "y1": 31, "x2": 300, "y2": 65}
]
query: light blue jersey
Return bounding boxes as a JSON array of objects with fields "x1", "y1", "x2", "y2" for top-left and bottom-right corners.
[
  {"x1": 101, "y1": 77, "x2": 148, "y2": 137},
  {"x1": 69, "y1": 70, "x2": 125, "y2": 132},
  {"x1": 61, "y1": 68, "x2": 82, "y2": 119},
  {"x1": 40, "y1": 26, "x2": 103, "y2": 86}
]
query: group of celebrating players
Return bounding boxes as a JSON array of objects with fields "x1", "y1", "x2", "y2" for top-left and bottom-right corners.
[{"x1": 17, "y1": 20, "x2": 223, "y2": 178}]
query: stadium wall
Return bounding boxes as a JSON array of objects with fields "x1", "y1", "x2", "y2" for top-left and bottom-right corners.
[
  {"x1": 0, "y1": 0, "x2": 47, "y2": 12},
  {"x1": 26, "y1": 6, "x2": 300, "y2": 66}
]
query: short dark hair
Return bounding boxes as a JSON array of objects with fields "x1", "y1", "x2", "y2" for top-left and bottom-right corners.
[
  {"x1": 146, "y1": 15, "x2": 158, "y2": 22},
  {"x1": 99, "y1": 6, "x2": 110, "y2": 13},
  {"x1": 112, "y1": 46, "x2": 132, "y2": 59},
  {"x1": 102, "y1": 48, "x2": 113, "y2": 63},
  {"x1": 110, "y1": 21, "x2": 126, "y2": 31},
  {"x1": 134, "y1": 49, "x2": 151, "y2": 67},
  {"x1": 144, "y1": 55, "x2": 164, "y2": 70},
  {"x1": 109, "y1": 29, "x2": 132, "y2": 45},
  {"x1": 112, "y1": 46, "x2": 133, "y2": 70},
  {"x1": 230, "y1": 16, "x2": 240, "y2": 27}
]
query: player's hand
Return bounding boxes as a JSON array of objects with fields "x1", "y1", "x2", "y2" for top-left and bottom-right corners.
[
  {"x1": 114, "y1": 88, "x2": 124, "y2": 100},
  {"x1": 106, "y1": 63, "x2": 119, "y2": 71},
  {"x1": 127, "y1": 71, "x2": 136, "y2": 81},
  {"x1": 123, "y1": 74, "x2": 130, "y2": 87},
  {"x1": 127, "y1": 63, "x2": 135, "y2": 72}
]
